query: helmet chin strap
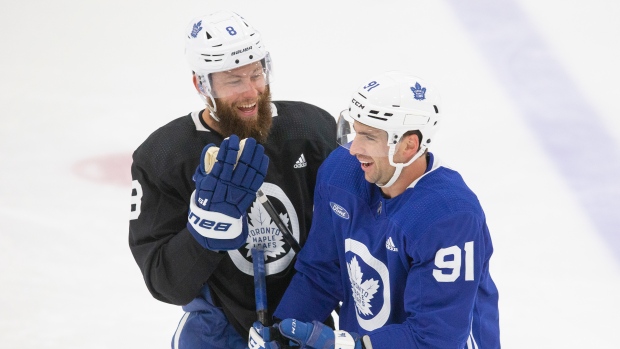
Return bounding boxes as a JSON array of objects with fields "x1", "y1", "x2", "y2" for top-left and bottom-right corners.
[
  {"x1": 198, "y1": 93, "x2": 221, "y2": 122},
  {"x1": 205, "y1": 96, "x2": 220, "y2": 122},
  {"x1": 377, "y1": 164, "x2": 403, "y2": 188},
  {"x1": 377, "y1": 146, "x2": 426, "y2": 188},
  {"x1": 197, "y1": 74, "x2": 220, "y2": 122}
]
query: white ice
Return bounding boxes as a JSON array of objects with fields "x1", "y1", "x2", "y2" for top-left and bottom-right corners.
[{"x1": 1, "y1": 1, "x2": 619, "y2": 348}]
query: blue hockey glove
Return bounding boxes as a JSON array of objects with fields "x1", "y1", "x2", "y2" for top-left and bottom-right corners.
[
  {"x1": 278, "y1": 319, "x2": 364, "y2": 349},
  {"x1": 248, "y1": 321, "x2": 293, "y2": 349},
  {"x1": 187, "y1": 135, "x2": 269, "y2": 250}
]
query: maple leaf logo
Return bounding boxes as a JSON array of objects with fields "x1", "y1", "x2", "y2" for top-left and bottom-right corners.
[
  {"x1": 347, "y1": 256, "x2": 380, "y2": 316},
  {"x1": 245, "y1": 200, "x2": 287, "y2": 259},
  {"x1": 190, "y1": 20, "x2": 202, "y2": 38},
  {"x1": 410, "y1": 82, "x2": 426, "y2": 101}
]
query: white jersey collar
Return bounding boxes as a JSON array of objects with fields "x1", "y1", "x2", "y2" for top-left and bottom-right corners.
[{"x1": 406, "y1": 154, "x2": 450, "y2": 190}]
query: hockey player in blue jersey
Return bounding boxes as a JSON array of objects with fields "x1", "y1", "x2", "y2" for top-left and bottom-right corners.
[{"x1": 248, "y1": 71, "x2": 500, "y2": 348}]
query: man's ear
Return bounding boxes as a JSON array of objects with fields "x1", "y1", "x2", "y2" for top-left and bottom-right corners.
[
  {"x1": 192, "y1": 74, "x2": 201, "y2": 93},
  {"x1": 402, "y1": 133, "x2": 420, "y2": 156}
]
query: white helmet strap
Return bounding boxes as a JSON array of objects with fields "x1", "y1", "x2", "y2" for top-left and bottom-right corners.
[
  {"x1": 377, "y1": 164, "x2": 403, "y2": 188},
  {"x1": 196, "y1": 90, "x2": 220, "y2": 122},
  {"x1": 196, "y1": 74, "x2": 220, "y2": 122},
  {"x1": 205, "y1": 94, "x2": 219, "y2": 122},
  {"x1": 377, "y1": 145, "x2": 426, "y2": 188}
]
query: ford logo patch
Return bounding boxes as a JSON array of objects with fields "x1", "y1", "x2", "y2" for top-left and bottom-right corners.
[{"x1": 330, "y1": 202, "x2": 350, "y2": 219}]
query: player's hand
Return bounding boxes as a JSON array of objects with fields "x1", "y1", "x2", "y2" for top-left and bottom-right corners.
[
  {"x1": 248, "y1": 321, "x2": 292, "y2": 349},
  {"x1": 278, "y1": 319, "x2": 363, "y2": 349},
  {"x1": 187, "y1": 134, "x2": 269, "y2": 250}
]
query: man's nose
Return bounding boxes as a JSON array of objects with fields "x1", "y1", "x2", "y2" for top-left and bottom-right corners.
[
  {"x1": 349, "y1": 137, "x2": 361, "y2": 156},
  {"x1": 239, "y1": 84, "x2": 259, "y2": 98}
]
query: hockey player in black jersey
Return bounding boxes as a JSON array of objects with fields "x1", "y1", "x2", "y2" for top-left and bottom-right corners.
[{"x1": 128, "y1": 11, "x2": 337, "y2": 349}]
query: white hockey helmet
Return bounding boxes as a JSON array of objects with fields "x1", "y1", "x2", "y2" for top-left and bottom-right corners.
[
  {"x1": 184, "y1": 11, "x2": 272, "y2": 112},
  {"x1": 337, "y1": 71, "x2": 441, "y2": 186}
]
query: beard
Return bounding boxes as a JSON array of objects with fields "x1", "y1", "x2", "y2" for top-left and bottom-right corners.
[{"x1": 213, "y1": 87, "x2": 273, "y2": 143}]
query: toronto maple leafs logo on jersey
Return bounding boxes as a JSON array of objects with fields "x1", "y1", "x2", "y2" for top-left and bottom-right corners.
[
  {"x1": 228, "y1": 183, "x2": 300, "y2": 276},
  {"x1": 190, "y1": 20, "x2": 203, "y2": 38},
  {"x1": 348, "y1": 256, "x2": 379, "y2": 316},
  {"x1": 410, "y1": 82, "x2": 426, "y2": 101},
  {"x1": 245, "y1": 200, "x2": 287, "y2": 259},
  {"x1": 345, "y1": 238, "x2": 391, "y2": 331}
]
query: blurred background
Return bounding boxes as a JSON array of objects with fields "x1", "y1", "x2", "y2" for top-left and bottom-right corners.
[{"x1": 1, "y1": 0, "x2": 619, "y2": 347}]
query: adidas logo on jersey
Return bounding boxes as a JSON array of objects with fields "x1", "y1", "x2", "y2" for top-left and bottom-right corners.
[
  {"x1": 294, "y1": 154, "x2": 307, "y2": 168},
  {"x1": 386, "y1": 237, "x2": 398, "y2": 252}
]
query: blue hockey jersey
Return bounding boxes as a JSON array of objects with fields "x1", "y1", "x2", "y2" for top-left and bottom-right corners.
[{"x1": 275, "y1": 147, "x2": 500, "y2": 349}]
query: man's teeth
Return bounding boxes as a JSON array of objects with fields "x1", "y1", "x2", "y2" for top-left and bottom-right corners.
[{"x1": 239, "y1": 102, "x2": 256, "y2": 108}]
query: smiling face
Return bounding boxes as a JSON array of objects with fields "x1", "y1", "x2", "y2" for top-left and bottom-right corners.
[
  {"x1": 210, "y1": 61, "x2": 267, "y2": 107},
  {"x1": 207, "y1": 61, "x2": 273, "y2": 142},
  {"x1": 348, "y1": 121, "x2": 396, "y2": 186}
]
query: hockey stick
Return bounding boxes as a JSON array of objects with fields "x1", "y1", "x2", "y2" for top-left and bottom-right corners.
[
  {"x1": 252, "y1": 245, "x2": 270, "y2": 327},
  {"x1": 256, "y1": 189, "x2": 301, "y2": 253},
  {"x1": 250, "y1": 191, "x2": 301, "y2": 345}
]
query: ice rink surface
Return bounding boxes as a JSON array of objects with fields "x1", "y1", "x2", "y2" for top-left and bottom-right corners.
[{"x1": 1, "y1": 0, "x2": 619, "y2": 347}]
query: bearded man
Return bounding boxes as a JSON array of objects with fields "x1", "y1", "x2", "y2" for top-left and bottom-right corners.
[{"x1": 128, "y1": 11, "x2": 337, "y2": 349}]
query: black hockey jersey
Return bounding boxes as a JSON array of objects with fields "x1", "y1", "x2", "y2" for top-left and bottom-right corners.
[{"x1": 129, "y1": 101, "x2": 337, "y2": 338}]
